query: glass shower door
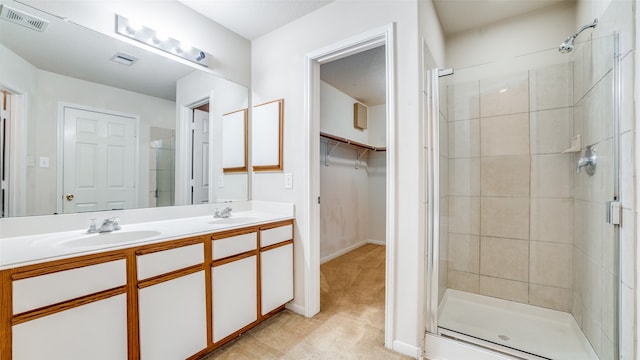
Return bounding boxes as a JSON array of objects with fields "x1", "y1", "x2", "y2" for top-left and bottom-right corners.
[{"x1": 425, "y1": 31, "x2": 621, "y2": 360}]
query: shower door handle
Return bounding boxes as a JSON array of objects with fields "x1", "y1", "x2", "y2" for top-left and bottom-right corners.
[{"x1": 607, "y1": 200, "x2": 621, "y2": 225}]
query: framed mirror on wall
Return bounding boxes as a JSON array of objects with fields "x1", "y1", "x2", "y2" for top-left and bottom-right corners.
[
  {"x1": 0, "y1": 0, "x2": 249, "y2": 217},
  {"x1": 251, "y1": 99, "x2": 284, "y2": 171}
]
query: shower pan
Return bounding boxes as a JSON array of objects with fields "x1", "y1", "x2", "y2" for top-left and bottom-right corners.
[{"x1": 424, "y1": 24, "x2": 622, "y2": 360}]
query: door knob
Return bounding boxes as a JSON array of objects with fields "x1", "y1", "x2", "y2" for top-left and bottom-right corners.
[{"x1": 66, "y1": 194, "x2": 74, "y2": 201}]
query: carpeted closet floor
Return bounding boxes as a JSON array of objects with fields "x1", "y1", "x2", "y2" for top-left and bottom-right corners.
[{"x1": 203, "y1": 243, "x2": 411, "y2": 360}]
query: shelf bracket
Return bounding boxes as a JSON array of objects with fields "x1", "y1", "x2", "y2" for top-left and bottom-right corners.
[{"x1": 325, "y1": 141, "x2": 340, "y2": 166}]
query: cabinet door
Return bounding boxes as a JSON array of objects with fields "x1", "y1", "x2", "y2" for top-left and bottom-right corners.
[
  {"x1": 261, "y1": 244, "x2": 293, "y2": 315},
  {"x1": 12, "y1": 294, "x2": 128, "y2": 360},
  {"x1": 212, "y1": 255, "x2": 257, "y2": 343},
  {"x1": 139, "y1": 271, "x2": 207, "y2": 360}
]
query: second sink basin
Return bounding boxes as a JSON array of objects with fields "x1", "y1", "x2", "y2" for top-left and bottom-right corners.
[
  {"x1": 210, "y1": 216, "x2": 259, "y2": 225},
  {"x1": 52, "y1": 230, "x2": 163, "y2": 248}
]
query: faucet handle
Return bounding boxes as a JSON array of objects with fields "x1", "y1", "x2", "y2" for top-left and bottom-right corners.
[
  {"x1": 112, "y1": 217, "x2": 121, "y2": 230},
  {"x1": 87, "y1": 218, "x2": 98, "y2": 233}
]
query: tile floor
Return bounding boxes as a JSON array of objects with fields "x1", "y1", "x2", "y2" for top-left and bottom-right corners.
[{"x1": 203, "y1": 244, "x2": 411, "y2": 359}]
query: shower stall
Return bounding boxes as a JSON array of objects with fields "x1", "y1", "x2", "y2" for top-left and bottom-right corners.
[{"x1": 424, "y1": 13, "x2": 625, "y2": 360}]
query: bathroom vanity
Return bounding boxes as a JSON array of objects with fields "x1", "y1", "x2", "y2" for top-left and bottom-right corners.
[{"x1": 0, "y1": 207, "x2": 294, "y2": 360}]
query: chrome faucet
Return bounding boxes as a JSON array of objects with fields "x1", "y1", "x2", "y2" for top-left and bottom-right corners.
[
  {"x1": 213, "y1": 207, "x2": 232, "y2": 219},
  {"x1": 88, "y1": 217, "x2": 121, "y2": 233}
]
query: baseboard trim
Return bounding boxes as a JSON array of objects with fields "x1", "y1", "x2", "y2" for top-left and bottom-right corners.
[
  {"x1": 320, "y1": 239, "x2": 386, "y2": 264},
  {"x1": 393, "y1": 340, "x2": 422, "y2": 358},
  {"x1": 285, "y1": 302, "x2": 305, "y2": 316}
]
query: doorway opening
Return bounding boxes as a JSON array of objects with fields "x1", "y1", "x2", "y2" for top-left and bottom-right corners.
[
  {"x1": 305, "y1": 24, "x2": 396, "y2": 349},
  {"x1": 318, "y1": 45, "x2": 388, "y2": 327},
  {"x1": 189, "y1": 101, "x2": 210, "y2": 205}
]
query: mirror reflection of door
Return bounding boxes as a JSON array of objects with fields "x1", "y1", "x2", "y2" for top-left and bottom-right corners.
[
  {"x1": 1, "y1": 91, "x2": 8, "y2": 217},
  {"x1": 191, "y1": 103, "x2": 209, "y2": 204},
  {"x1": 62, "y1": 106, "x2": 137, "y2": 213}
]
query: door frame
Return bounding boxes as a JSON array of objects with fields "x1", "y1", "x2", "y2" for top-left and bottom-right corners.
[
  {"x1": 0, "y1": 85, "x2": 27, "y2": 217},
  {"x1": 56, "y1": 102, "x2": 140, "y2": 214},
  {"x1": 176, "y1": 95, "x2": 213, "y2": 206},
  {"x1": 303, "y1": 23, "x2": 396, "y2": 348}
]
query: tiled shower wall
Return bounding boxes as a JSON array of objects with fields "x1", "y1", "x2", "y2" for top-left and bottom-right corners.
[{"x1": 445, "y1": 63, "x2": 575, "y2": 312}]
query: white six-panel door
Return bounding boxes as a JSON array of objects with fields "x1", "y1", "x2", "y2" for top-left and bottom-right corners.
[
  {"x1": 62, "y1": 106, "x2": 137, "y2": 213},
  {"x1": 192, "y1": 109, "x2": 209, "y2": 204}
]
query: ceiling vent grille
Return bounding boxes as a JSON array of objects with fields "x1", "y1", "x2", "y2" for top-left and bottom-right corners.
[
  {"x1": 111, "y1": 52, "x2": 140, "y2": 66},
  {"x1": 0, "y1": 5, "x2": 49, "y2": 32}
]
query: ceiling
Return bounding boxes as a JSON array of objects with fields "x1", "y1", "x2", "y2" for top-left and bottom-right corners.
[
  {"x1": 177, "y1": 0, "x2": 334, "y2": 40},
  {"x1": 320, "y1": 46, "x2": 386, "y2": 106}
]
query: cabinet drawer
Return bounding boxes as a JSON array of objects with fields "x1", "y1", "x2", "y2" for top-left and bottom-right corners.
[
  {"x1": 260, "y1": 224, "x2": 293, "y2": 248},
  {"x1": 13, "y1": 259, "x2": 126, "y2": 314},
  {"x1": 137, "y1": 243, "x2": 204, "y2": 280},
  {"x1": 213, "y1": 232, "x2": 257, "y2": 260}
]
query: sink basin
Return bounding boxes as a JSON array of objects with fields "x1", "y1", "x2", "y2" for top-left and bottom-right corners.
[
  {"x1": 210, "y1": 216, "x2": 259, "y2": 225},
  {"x1": 52, "y1": 230, "x2": 162, "y2": 248}
]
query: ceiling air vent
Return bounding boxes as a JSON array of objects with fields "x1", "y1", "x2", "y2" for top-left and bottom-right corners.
[
  {"x1": 110, "y1": 52, "x2": 140, "y2": 66},
  {"x1": 0, "y1": 5, "x2": 49, "y2": 32}
]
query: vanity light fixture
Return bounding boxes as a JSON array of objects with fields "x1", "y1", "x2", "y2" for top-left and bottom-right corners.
[{"x1": 115, "y1": 14, "x2": 210, "y2": 67}]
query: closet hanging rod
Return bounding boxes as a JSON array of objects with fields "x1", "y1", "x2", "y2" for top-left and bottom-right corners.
[{"x1": 320, "y1": 131, "x2": 386, "y2": 151}]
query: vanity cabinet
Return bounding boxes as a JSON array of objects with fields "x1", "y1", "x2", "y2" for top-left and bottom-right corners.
[
  {"x1": 211, "y1": 229, "x2": 258, "y2": 344},
  {"x1": 7, "y1": 255, "x2": 129, "y2": 360},
  {"x1": 0, "y1": 218, "x2": 294, "y2": 360},
  {"x1": 136, "y1": 240, "x2": 207, "y2": 360}
]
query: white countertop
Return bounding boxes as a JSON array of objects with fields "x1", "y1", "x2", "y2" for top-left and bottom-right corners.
[{"x1": 0, "y1": 203, "x2": 294, "y2": 270}]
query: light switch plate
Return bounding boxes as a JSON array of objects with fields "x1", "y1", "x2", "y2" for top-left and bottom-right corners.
[
  {"x1": 39, "y1": 156, "x2": 50, "y2": 168},
  {"x1": 284, "y1": 173, "x2": 293, "y2": 189}
]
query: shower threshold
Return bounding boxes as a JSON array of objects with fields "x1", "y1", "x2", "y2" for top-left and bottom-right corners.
[{"x1": 437, "y1": 289, "x2": 598, "y2": 360}]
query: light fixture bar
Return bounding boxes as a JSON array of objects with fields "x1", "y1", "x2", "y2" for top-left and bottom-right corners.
[{"x1": 115, "y1": 14, "x2": 210, "y2": 67}]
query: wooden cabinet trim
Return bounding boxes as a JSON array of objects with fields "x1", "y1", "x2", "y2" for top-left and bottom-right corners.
[
  {"x1": 260, "y1": 239, "x2": 294, "y2": 252},
  {"x1": 258, "y1": 219, "x2": 293, "y2": 231},
  {"x1": 211, "y1": 227, "x2": 258, "y2": 240},
  {"x1": 210, "y1": 251, "x2": 257, "y2": 267},
  {"x1": 135, "y1": 235, "x2": 205, "y2": 256},
  {"x1": 12, "y1": 286, "x2": 126, "y2": 326},
  {"x1": 204, "y1": 235, "x2": 214, "y2": 348},
  {"x1": 1, "y1": 270, "x2": 13, "y2": 360},
  {"x1": 11, "y1": 251, "x2": 127, "y2": 280},
  {"x1": 126, "y1": 252, "x2": 140, "y2": 360},
  {"x1": 137, "y1": 264, "x2": 204, "y2": 289}
]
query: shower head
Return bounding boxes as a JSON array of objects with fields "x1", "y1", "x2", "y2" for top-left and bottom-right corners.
[
  {"x1": 559, "y1": 36, "x2": 576, "y2": 53},
  {"x1": 559, "y1": 18, "x2": 598, "y2": 53}
]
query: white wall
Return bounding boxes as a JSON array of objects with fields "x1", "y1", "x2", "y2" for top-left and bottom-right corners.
[
  {"x1": 446, "y1": 2, "x2": 577, "y2": 70},
  {"x1": 251, "y1": 0, "x2": 441, "y2": 355},
  {"x1": 0, "y1": 44, "x2": 39, "y2": 216},
  {"x1": 20, "y1": 0, "x2": 251, "y2": 87}
]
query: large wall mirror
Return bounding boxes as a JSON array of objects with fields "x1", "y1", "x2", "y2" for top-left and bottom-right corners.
[{"x1": 0, "y1": 0, "x2": 249, "y2": 217}]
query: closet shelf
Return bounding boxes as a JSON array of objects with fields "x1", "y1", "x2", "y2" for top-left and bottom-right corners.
[{"x1": 320, "y1": 132, "x2": 386, "y2": 151}]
